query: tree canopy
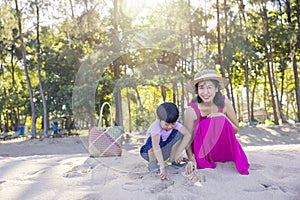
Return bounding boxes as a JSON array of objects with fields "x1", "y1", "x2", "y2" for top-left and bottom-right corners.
[{"x1": 0, "y1": 0, "x2": 299, "y2": 136}]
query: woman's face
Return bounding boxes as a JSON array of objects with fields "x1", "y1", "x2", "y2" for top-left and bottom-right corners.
[{"x1": 197, "y1": 80, "x2": 218, "y2": 103}]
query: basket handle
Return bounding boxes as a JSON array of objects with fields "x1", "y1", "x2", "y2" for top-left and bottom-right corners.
[{"x1": 98, "y1": 102, "x2": 113, "y2": 128}]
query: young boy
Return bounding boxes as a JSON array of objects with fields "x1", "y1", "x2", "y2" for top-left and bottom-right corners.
[{"x1": 140, "y1": 102, "x2": 191, "y2": 180}]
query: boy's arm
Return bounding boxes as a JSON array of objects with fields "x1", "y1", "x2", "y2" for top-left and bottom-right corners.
[
  {"x1": 151, "y1": 134, "x2": 165, "y2": 168},
  {"x1": 151, "y1": 133, "x2": 168, "y2": 180}
]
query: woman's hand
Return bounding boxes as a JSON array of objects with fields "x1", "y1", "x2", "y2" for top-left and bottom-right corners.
[
  {"x1": 159, "y1": 167, "x2": 169, "y2": 180},
  {"x1": 207, "y1": 112, "x2": 226, "y2": 118},
  {"x1": 185, "y1": 160, "x2": 197, "y2": 175},
  {"x1": 207, "y1": 111, "x2": 239, "y2": 133}
]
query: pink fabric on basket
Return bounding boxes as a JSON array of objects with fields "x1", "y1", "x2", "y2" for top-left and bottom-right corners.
[
  {"x1": 89, "y1": 126, "x2": 122, "y2": 157},
  {"x1": 189, "y1": 102, "x2": 250, "y2": 175}
]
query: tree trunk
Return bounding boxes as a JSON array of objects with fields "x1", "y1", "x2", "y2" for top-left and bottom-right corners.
[
  {"x1": 161, "y1": 85, "x2": 167, "y2": 102},
  {"x1": 261, "y1": 4, "x2": 279, "y2": 125},
  {"x1": 265, "y1": 1, "x2": 287, "y2": 123},
  {"x1": 35, "y1": 0, "x2": 49, "y2": 136},
  {"x1": 126, "y1": 89, "x2": 132, "y2": 133},
  {"x1": 10, "y1": 44, "x2": 18, "y2": 127},
  {"x1": 180, "y1": 77, "x2": 185, "y2": 122},
  {"x1": 241, "y1": 89, "x2": 245, "y2": 121},
  {"x1": 223, "y1": 0, "x2": 231, "y2": 99},
  {"x1": 292, "y1": 54, "x2": 300, "y2": 121},
  {"x1": 216, "y1": 0, "x2": 222, "y2": 70},
  {"x1": 270, "y1": 56, "x2": 286, "y2": 123},
  {"x1": 229, "y1": 67, "x2": 236, "y2": 112},
  {"x1": 237, "y1": 0, "x2": 248, "y2": 116},
  {"x1": 112, "y1": 0, "x2": 123, "y2": 127},
  {"x1": 10, "y1": 45, "x2": 15, "y2": 86},
  {"x1": 188, "y1": 0, "x2": 194, "y2": 72},
  {"x1": 236, "y1": 90, "x2": 242, "y2": 121},
  {"x1": 15, "y1": 0, "x2": 37, "y2": 137},
  {"x1": 250, "y1": 73, "x2": 258, "y2": 122},
  {"x1": 245, "y1": 61, "x2": 251, "y2": 124},
  {"x1": 114, "y1": 84, "x2": 123, "y2": 126},
  {"x1": 266, "y1": 58, "x2": 279, "y2": 124},
  {"x1": 69, "y1": 0, "x2": 75, "y2": 19},
  {"x1": 135, "y1": 87, "x2": 147, "y2": 131},
  {"x1": 263, "y1": 68, "x2": 268, "y2": 121},
  {"x1": 288, "y1": 0, "x2": 300, "y2": 121},
  {"x1": 5, "y1": 111, "x2": 9, "y2": 132}
]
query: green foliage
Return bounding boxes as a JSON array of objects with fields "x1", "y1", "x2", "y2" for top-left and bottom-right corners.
[{"x1": 0, "y1": 0, "x2": 299, "y2": 132}]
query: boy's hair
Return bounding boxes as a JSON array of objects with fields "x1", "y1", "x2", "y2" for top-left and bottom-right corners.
[{"x1": 156, "y1": 102, "x2": 179, "y2": 123}]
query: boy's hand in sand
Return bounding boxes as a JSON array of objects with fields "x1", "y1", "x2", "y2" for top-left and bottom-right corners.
[
  {"x1": 185, "y1": 160, "x2": 197, "y2": 175},
  {"x1": 159, "y1": 167, "x2": 169, "y2": 180}
]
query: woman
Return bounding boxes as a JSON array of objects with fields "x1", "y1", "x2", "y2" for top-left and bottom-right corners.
[{"x1": 184, "y1": 69, "x2": 250, "y2": 175}]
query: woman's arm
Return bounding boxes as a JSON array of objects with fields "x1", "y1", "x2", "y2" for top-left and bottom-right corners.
[
  {"x1": 183, "y1": 106, "x2": 198, "y2": 174},
  {"x1": 183, "y1": 107, "x2": 197, "y2": 141},
  {"x1": 174, "y1": 125, "x2": 191, "y2": 162},
  {"x1": 224, "y1": 98, "x2": 239, "y2": 133}
]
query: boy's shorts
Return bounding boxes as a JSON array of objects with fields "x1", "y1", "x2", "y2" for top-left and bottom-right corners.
[{"x1": 140, "y1": 129, "x2": 183, "y2": 161}]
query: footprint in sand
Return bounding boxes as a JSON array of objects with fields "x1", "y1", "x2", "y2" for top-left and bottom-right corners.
[
  {"x1": 122, "y1": 181, "x2": 144, "y2": 191},
  {"x1": 127, "y1": 171, "x2": 148, "y2": 180},
  {"x1": 20, "y1": 168, "x2": 48, "y2": 180},
  {"x1": 63, "y1": 165, "x2": 91, "y2": 178},
  {"x1": 157, "y1": 194, "x2": 173, "y2": 200},
  {"x1": 250, "y1": 163, "x2": 265, "y2": 171},
  {"x1": 0, "y1": 180, "x2": 6, "y2": 191},
  {"x1": 182, "y1": 171, "x2": 206, "y2": 186},
  {"x1": 270, "y1": 152, "x2": 295, "y2": 160},
  {"x1": 63, "y1": 158, "x2": 100, "y2": 178},
  {"x1": 125, "y1": 171, "x2": 175, "y2": 193},
  {"x1": 127, "y1": 163, "x2": 148, "y2": 179},
  {"x1": 149, "y1": 179, "x2": 175, "y2": 193},
  {"x1": 243, "y1": 182, "x2": 285, "y2": 193}
]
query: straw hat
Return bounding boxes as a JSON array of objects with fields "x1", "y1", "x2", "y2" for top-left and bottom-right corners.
[{"x1": 189, "y1": 69, "x2": 229, "y2": 91}]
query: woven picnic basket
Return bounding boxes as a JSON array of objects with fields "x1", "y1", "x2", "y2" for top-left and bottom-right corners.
[{"x1": 88, "y1": 102, "x2": 124, "y2": 157}]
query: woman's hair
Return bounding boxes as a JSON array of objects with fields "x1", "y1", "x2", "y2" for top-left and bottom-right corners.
[
  {"x1": 156, "y1": 102, "x2": 179, "y2": 123},
  {"x1": 192, "y1": 79, "x2": 225, "y2": 108}
]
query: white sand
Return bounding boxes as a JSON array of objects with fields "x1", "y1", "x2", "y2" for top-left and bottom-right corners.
[{"x1": 0, "y1": 124, "x2": 300, "y2": 200}]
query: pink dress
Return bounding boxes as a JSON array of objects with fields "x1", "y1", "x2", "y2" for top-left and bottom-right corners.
[{"x1": 189, "y1": 101, "x2": 250, "y2": 175}]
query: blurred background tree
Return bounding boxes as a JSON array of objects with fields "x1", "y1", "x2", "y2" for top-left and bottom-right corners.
[{"x1": 0, "y1": 0, "x2": 299, "y2": 136}]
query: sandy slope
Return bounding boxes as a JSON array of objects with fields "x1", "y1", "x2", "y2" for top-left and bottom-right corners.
[{"x1": 0, "y1": 124, "x2": 299, "y2": 200}]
